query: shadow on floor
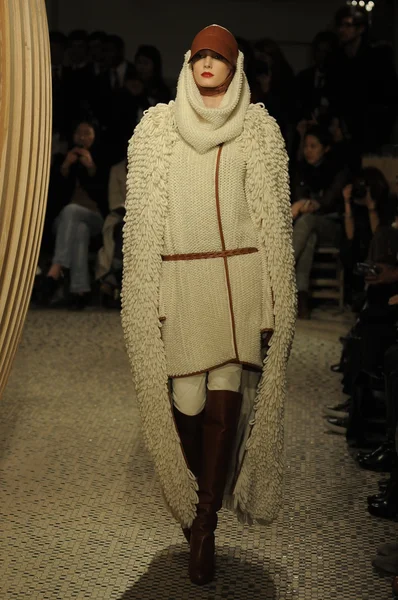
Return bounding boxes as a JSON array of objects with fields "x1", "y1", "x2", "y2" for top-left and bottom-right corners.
[{"x1": 119, "y1": 545, "x2": 278, "y2": 599}]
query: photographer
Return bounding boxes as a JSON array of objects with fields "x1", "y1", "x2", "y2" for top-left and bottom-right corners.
[
  {"x1": 341, "y1": 167, "x2": 389, "y2": 299},
  {"x1": 40, "y1": 120, "x2": 107, "y2": 309}
]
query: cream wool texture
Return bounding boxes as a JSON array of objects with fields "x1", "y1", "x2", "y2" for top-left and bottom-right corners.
[{"x1": 122, "y1": 50, "x2": 297, "y2": 527}]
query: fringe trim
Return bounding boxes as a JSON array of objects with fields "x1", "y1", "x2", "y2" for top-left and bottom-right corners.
[
  {"x1": 230, "y1": 103, "x2": 297, "y2": 523},
  {"x1": 121, "y1": 103, "x2": 198, "y2": 528}
]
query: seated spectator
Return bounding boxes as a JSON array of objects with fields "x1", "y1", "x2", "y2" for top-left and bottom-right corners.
[
  {"x1": 64, "y1": 30, "x2": 94, "y2": 126},
  {"x1": 92, "y1": 34, "x2": 136, "y2": 165},
  {"x1": 88, "y1": 31, "x2": 107, "y2": 77},
  {"x1": 40, "y1": 120, "x2": 106, "y2": 310},
  {"x1": 291, "y1": 125, "x2": 349, "y2": 318},
  {"x1": 108, "y1": 72, "x2": 150, "y2": 164},
  {"x1": 327, "y1": 114, "x2": 361, "y2": 172},
  {"x1": 366, "y1": 216, "x2": 398, "y2": 306},
  {"x1": 341, "y1": 167, "x2": 391, "y2": 303},
  {"x1": 296, "y1": 31, "x2": 338, "y2": 123},
  {"x1": 295, "y1": 111, "x2": 360, "y2": 171},
  {"x1": 235, "y1": 37, "x2": 262, "y2": 103},
  {"x1": 236, "y1": 37, "x2": 284, "y2": 129},
  {"x1": 326, "y1": 5, "x2": 398, "y2": 153},
  {"x1": 253, "y1": 37, "x2": 297, "y2": 145},
  {"x1": 253, "y1": 60, "x2": 287, "y2": 130},
  {"x1": 50, "y1": 31, "x2": 69, "y2": 142},
  {"x1": 96, "y1": 159, "x2": 127, "y2": 306},
  {"x1": 103, "y1": 34, "x2": 135, "y2": 90},
  {"x1": 134, "y1": 45, "x2": 171, "y2": 105}
]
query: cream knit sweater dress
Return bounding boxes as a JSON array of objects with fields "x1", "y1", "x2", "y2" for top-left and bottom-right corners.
[
  {"x1": 161, "y1": 52, "x2": 274, "y2": 377},
  {"x1": 122, "y1": 50, "x2": 297, "y2": 527}
]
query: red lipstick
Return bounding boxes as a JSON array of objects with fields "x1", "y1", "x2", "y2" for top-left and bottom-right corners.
[{"x1": 201, "y1": 72, "x2": 214, "y2": 78}]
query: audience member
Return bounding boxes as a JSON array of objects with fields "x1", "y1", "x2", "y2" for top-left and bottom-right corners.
[
  {"x1": 253, "y1": 37, "x2": 296, "y2": 144},
  {"x1": 40, "y1": 120, "x2": 107, "y2": 310},
  {"x1": 64, "y1": 30, "x2": 94, "y2": 126},
  {"x1": 88, "y1": 31, "x2": 108, "y2": 76},
  {"x1": 327, "y1": 114, "x2": 361, "y2": 172},
  {"x1": 235, "y1": 37, "x2": 261, "y2": 102},
  {"x1": 50, "y1": 31, "x2": 69, "y2": 141},
  {"x1": 327, "y1": 5, "x2": 398, "y2": 153},
  {"x1": 291, "y1": 125, "x2": 349, "y2": 318},
  {"x1": 296, "y1": 31, "x2": 338, "y2": 123},
  {"x1": 91, "y1": 35, "x2": 135, "y2": 127},
  {"x1": 107, "y1": 72, "x2": 150, "y2": 164},
  {"x1": 340, "y1": 167, "x2": 391, "y2": 302},
  {"x1": 96, "y1": 159, "x2": 127, "y2": 307},
  {"x1": 134, "y1": 45, "x2": 171, "y2": 105}
]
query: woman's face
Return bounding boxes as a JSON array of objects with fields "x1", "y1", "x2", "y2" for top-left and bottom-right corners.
[
  {"x1": 135, "y1": 55, "x2": 154, "y2": 80},
  {"x1": 191, "y1": 50, "x2": 232, "y2": 89},
  {"x1": 73, "y1": 123, "x2": 95, "y2": 149},
  {"x1": 303, "y1": 135, "x2": 328, "y2": 166}
]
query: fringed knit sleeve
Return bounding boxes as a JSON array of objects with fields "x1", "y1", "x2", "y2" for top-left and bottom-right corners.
[
  {"x1": 121, "y1": 104, "x2": 199, "y2": 529},
  {"x1": 233, "y1": 104, "x2": 297, "y2": 524}
]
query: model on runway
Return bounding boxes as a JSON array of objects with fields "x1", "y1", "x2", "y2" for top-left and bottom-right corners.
[{"x1": 122, "y1": 24, "x2": 296, "y2": 585}]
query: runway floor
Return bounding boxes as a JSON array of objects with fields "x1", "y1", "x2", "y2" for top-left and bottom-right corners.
[{"x1": 0, "y1": 308, "x2": 395, "y2": 599}]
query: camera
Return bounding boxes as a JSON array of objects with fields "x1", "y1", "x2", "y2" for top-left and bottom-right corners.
[
  {"x1": 351, "y1": 178, "x2": 367, "y2": 200},
  {"x1": 354, "y1": 262, "x2": 381, "y2": 277}
]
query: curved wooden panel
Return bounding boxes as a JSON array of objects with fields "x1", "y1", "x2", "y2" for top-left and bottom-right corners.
[{"x1": 0, "y1": 0, "x2": 52, "y2": 398}]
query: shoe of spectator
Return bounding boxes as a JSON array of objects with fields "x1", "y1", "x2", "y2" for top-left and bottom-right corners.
[
  {"x1": 330, "y1": 363, "x2": 343, "y2": 373},
  {"x1": 368, "y1": 491, "x2": 388, "y2": 504},
  {"x1": 325, "y1": 417, "x2": 348, "y2": 434},
  {"x1": 368, "y1": 481, "x2": 398, "y2": 519},
  {"x1": 379, "y1": 477, "x2": 390, "y2": 492},
  {"x1": 368, "y1": 499, "x2": 398, "y2": 520},
  {"x1": 67, "y1": 293, "x2": 88, "y2": 311},
  {"x1": 356, "y1": 443, "x2": 398, "y2": 472},
  {"x1": 377, "y1": 541, "x2": 398, "y2": 556},
  {"x1": 324, "y1": 399, "x2": 351, "y2": 418},
  {"x1": 372, "y1": 553, "x2": 398, "y2": 574},
  {"x1": 37, "y1": 275, "x2": 61, "y2": 306},
  {"x1": 356, "y1": 444, "x2": 384, "y2": 462}
]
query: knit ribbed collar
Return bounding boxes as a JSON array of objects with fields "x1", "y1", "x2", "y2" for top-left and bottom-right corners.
[{"x1": 174, "y1": 50, "x2": 250, "y2": 154}]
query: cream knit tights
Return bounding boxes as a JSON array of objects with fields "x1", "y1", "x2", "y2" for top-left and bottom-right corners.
[{"x1": 172, "y1": 363, "x2": 242, "y2": 416}]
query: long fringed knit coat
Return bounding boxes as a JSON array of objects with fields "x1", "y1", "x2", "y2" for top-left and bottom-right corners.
[{"x1": 121, "y1": 51, "x2": 297, "y2": 528}]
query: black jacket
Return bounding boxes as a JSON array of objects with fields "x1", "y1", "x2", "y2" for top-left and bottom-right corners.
[{"x1": 292, "y1": 154, "x2": 349, "y2": 215}]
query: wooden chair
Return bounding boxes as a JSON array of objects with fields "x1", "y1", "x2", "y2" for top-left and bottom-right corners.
[{"x1": 309, "y1": 246, "x2": 345, "y2": 310}]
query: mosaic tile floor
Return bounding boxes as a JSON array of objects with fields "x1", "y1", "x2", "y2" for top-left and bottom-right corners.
[{"x1": 0, "y1": 309, "x2": 396, "y2": 599}]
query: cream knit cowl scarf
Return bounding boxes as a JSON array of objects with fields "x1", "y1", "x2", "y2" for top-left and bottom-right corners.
[{"x1": 174, "y1": 50, "x2": 251, "y2": 154}]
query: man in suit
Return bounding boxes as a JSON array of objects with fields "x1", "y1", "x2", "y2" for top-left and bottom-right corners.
[
  {"x1": 296, "y1": 31, "x2": 338, "y2": 122},
  {"x1": 91, "y1": 35, "x2": 136, "y2": 165},
  {"x1": 64, "y1": 30, "x2": 95, "y2": 127},
  {"x1": 50, "y1": 31, "x2": 69, "y2": 140},
  {"x1": 88, "y1": 31, "x2": 108, "y2": 78},
  {"x1": 326, "y1": 5, "x2": 398, "y2": 153}
]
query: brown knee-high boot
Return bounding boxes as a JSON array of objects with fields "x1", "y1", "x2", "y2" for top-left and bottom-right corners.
[
  {"x1": 173, "y1": 406, "x2": 204, "y2": 542},
  {"x1": 189, "y1": 390, "x2": 242, "y2": 586}
]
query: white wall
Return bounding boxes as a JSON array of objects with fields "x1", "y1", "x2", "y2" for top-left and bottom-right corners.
[{"x1": 50, "y1": 0, "x2": 344, "y2": 78}]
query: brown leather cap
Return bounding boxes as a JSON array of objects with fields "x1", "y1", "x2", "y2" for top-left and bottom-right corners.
[{"x1": 189, "y1": 25, "x2": 238, "y2": 67}]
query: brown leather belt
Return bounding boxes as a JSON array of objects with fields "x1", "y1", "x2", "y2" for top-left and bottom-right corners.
[{"x1": 162, "y1": 247, "x2": 258, "y2": 261}]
